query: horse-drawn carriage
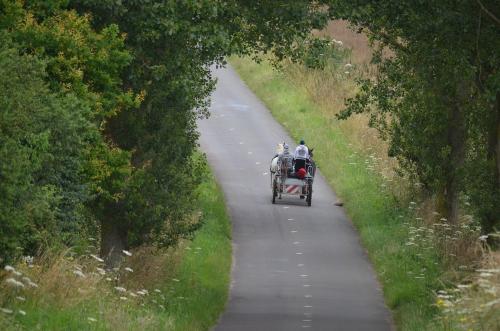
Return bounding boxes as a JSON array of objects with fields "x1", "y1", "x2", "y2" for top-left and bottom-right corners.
[{"x1": 270, "y1": 144, "x2": 315, "y2": 206}]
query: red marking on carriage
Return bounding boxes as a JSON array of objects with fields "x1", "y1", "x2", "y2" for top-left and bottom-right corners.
[{"x1": 286, "y1": 185, "x2": 300, "y2": 194}]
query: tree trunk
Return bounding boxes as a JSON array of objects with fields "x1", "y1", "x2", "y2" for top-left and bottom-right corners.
[
  {"x1": 100, "y1": 204, "x2": 128, "y2": 268},
  {"x1": 485, "y1": 91, "x2": 500, "y2": 231},
  {"x1": 444, "y1": 97, "x2": 466, "y2": 224},
  {"x1": 494, "y1": 92, "x2": 500, "y2": 190}
]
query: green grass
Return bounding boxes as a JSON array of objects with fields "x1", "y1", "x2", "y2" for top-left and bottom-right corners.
[
  {"x1": 0, "y1": 172, "x2": 231, "y2": 331},
  {"x1": 167, "y1": 174, "x2": 232, "y2": 331},
  {"x1": 231, "y1": 57, "x2": 444, "y2": 331}
]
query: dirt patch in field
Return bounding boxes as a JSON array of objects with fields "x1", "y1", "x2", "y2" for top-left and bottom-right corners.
[{"x1": 316, "y1": 20, "x2": 372, "y2": 64}]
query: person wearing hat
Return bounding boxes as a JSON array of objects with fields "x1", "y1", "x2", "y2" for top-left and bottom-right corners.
[{"x1": 294, "y1": 139, "x2": 309, "y2": 173}]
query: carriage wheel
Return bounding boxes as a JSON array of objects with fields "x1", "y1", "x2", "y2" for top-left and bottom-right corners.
[
  {"x1": 272, "y1": 181, "x2": 277, "y2": 204},
  {"x1": 306, "y1": 183, "x2": 312, "y2": 207}
]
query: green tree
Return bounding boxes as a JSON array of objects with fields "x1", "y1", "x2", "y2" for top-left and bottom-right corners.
[
  {"x1": 1, "y1": 0, "x2": 334, "y2": 264},
  {"x1": 331, "y1": 0, "x2": 500, "y2": 229},
  {"x1": 70, "y1": 0, "x2": 332, "y2": 263},
  {"x1": 0, "y1": 2, "x2": 133, "y2": 263}
]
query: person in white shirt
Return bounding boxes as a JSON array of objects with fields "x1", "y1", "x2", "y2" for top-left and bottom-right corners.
[{"x1": 294, "y1": 139, "x2": 309, "y2": 173}]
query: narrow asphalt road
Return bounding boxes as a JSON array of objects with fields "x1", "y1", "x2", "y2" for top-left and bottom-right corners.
[{"x1": 198, "y1": 66, "x2": 392, "y2": 331}]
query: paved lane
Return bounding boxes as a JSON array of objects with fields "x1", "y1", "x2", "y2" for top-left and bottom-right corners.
[{"x1": 198, "y1": 66, "x2": 392, "y2": 331}]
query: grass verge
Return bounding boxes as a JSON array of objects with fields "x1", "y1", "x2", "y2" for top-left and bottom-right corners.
[
  {"x1": 231, "y1": 57, "x2": 444, "y2": 331},
  {"x1": 0, "y1": 171, "x2": 231, "y2": 331}
]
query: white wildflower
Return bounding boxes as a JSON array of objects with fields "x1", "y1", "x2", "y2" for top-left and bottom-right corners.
[
  {"x1": 13, "y1": 271, "x2": 22, "y2": 277},
  {"x1": 479, "y1": 272, "x2": 493, "y2": 278},
  {"x1": 28, "y1": 281, "x2": 38, "y2": 288},
  {"x1": 16, "y1": 296, "x2": 26, "y2": 301},
  {"x1": 344, "y1": 71, "x2": 350, "y2": 75},
  {"x1": 96, "y1": 267, "x2": 106, "y2": 275},
  {"x1": 114, "y1": 286, "x2": 126, "y2": 293},
  {"x1": 18, "y1": 310, "x2": 26, "y2": 316},
  {"x1": 484, "y1": 298, "x2": 500, "y2": 308},
  {"x1": 485, "y1": 287, "x2": 497, "y2": 295},
  {"x1": 172, "y1": 278, "x2": 180, "y2": 282},
  {"x1": 124, "y1": 267, "x2": 133, "y2": 273},
  {"x1": 477, "y1": 268, "x2": 500, "y2": 273},
  {"x1": 122, "y1": 250, "x2": 132, "y2": 257},
  {"x1": 154, "y1": 289, "x2": 161, "y2": 293},
  {"x1": 119, "y1": 296, "x2": 127, "y2": 301},
  {"x1": 106, "y1": 277, "x2": 112, "y2": 282},
  {"x1": 137, "y1": 290, "x2": 146, "y2": 296},
  {"x1": 457, "y1": 284, "x2": 471, "y2": 289},
  {"x1": 344, "y1": 63, "x2": 353, "y2": 68},
  {"x1": 1, "y1": 308, "x2": 13, "y2": 314},
  {"x1": 21, "y1": 276, "x2": 31, "y2": 284},
  {"x1": 23, "y1": 256, "x2": 34, "y2": 265},
  {"x1": 4, "y1": 265, "x2": 15, "y2": 272},
  {"x1": 5, "y1": 278, "x2": 25, "y2": 288},
  {"x1": 73, "y1": 270, "x2": 86, "y2": 278},
  {"x1": 87, "y1": 317, "x2": 97, "y2": 322},
  {"x1": 479, "y1": 235, "x2": 488, "y2": 241},
  {"x1": 129, "y1": 292, "x2": 138, "y2": 298},
  {"x1": 90, "y1": 254, "x2": 104, "y2": 263}
]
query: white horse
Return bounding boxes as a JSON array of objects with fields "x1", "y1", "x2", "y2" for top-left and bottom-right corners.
[{"x1": 270, "y1": 143, "x2": 284, "y2": 174}]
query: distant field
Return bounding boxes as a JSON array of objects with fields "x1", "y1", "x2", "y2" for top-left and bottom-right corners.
[{"x1": 316, "y1": 20, "x2": 372, "y2": 64}]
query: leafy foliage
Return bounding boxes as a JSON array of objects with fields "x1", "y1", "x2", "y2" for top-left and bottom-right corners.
[
  {"x1": 1, "y1": 0, "x2": 333, "y2": 263},
  {"x1": 330, "y1": 0, "x2": 500, "y2": 230}
]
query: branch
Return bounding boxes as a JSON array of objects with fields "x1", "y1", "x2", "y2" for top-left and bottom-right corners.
[
  {"x1": 359, "y1": 25, "x2": 407, "y2": 53},
  {"x1": 476, "y1": 0, "x2": 500, "y2": 26}
]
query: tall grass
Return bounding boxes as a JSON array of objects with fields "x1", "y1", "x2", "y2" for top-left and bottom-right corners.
[{"x1": 0, "y1": 172, "x2": 231, "y2": 331}]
